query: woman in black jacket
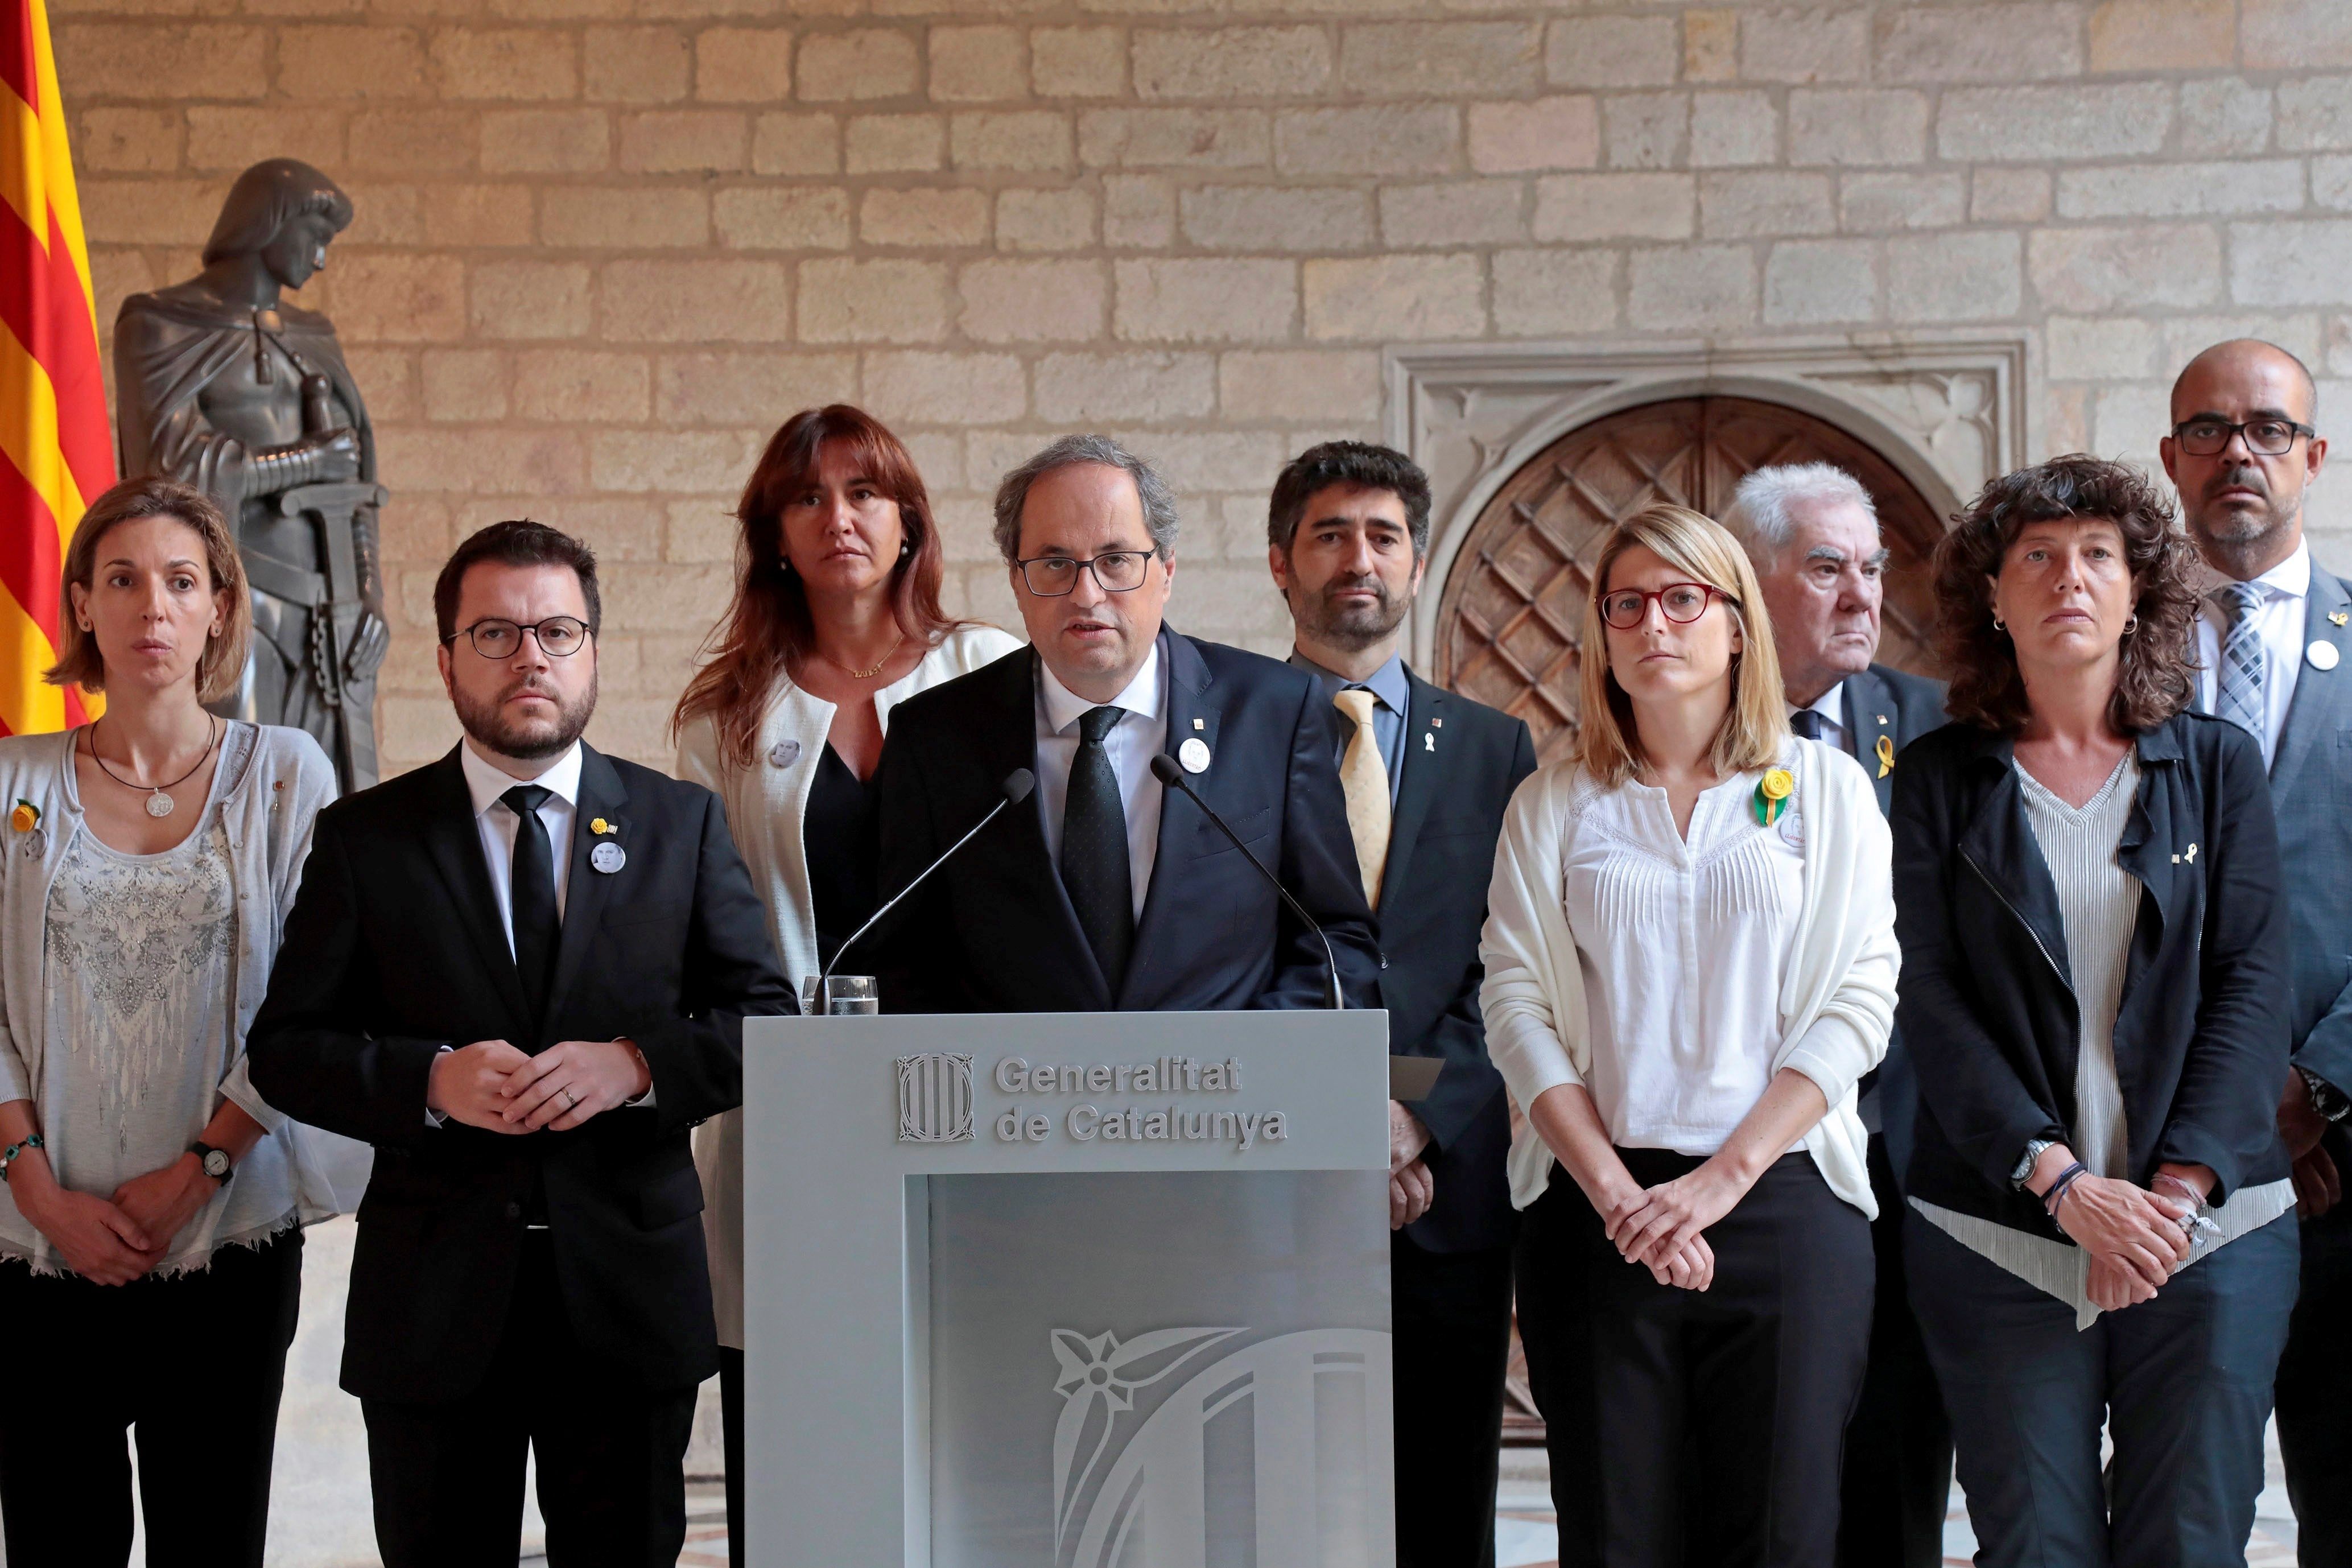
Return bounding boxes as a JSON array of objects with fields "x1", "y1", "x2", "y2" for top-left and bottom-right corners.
[{"x1": 1892, "y1": 455, "x2": 2297, "y2": 1568}]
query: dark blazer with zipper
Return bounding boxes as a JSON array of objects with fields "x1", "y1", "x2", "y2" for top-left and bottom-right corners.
[
  {"x1": 871, "y1": 628, "x2": 1381, "y2": 1014},
  {"x1": 1890, "y1": 712, "x2": 2291, "y2": 1239},
  {"x1": 246, "y1": 744, "x2": 793, "y2": 1401},
  {"x1": 1350, "y1": 667, "x2": 1536, "y2": 1255}
]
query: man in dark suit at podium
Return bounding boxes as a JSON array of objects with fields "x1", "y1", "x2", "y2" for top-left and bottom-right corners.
[
  {"x1": 1726, "y1": 464, "x2": 1950, "y2": 1568},
  {"x1": 247, "y1": 521, "x2": 792, "y2": 1568},
  {"x1": 1269, "y1": 442, "x2": 1537, "y2": 1568},
  {"x1": 873, "y1": 433, "x2": 1379, "y2": 1015}
]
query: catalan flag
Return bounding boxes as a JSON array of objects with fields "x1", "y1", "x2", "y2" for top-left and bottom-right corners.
[{"x1": 2, "y1": 0, "x2": 106, "y2": 736}]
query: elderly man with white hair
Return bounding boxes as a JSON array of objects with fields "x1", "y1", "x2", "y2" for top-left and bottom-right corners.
[{"x1": 1724, "y1": 462, "x2": 1951, "y2": 1568}]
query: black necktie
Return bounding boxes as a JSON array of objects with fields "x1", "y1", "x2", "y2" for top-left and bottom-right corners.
[
  {"x1": 1062, "y1": 706, "x2": 1133, "y2": 995},
  {"x1": 1790, "y1": 708, "x2": 1825, "y2": 741},
  {"x1": 502, "y1": 784, "x2": 559, "y2": 1021}
]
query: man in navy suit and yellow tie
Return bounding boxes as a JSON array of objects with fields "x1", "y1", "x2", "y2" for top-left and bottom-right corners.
[{"x1": 1268, "y1": 441, "x2": 1536, "y2": 1568}]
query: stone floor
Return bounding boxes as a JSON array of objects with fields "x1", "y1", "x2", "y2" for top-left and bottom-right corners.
[{"x1": 2, "y1": 1217, "x2": 2305, "y2": 1566}]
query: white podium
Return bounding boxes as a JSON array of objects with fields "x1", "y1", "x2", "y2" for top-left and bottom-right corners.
[{"x1": 742, "y1": 1009, "x2": 1393, "y2": 1568}]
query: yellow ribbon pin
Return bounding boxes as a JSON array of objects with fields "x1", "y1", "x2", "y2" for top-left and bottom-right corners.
[
  {"x1": 1875, "y1": 735, "x2": 1896, "y2": 779},
  {"x1": 1754, "y1": 768, "x2": 1794, "y2": 826}
]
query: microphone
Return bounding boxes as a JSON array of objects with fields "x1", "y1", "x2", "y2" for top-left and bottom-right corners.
[
  {"x1": 1149, "y1": 753, "x2": 1344, "y2": 1010},
  {"x1": 817, "y1": 768, "x2": 1035, "y2": 1004}
]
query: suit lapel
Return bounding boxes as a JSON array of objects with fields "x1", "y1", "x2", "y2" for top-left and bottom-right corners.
[
  {"x1": 2272, "y1": 564, "x2": 2352, "y2": 797},
  {"x1": 1840, "y1": 667, "x2": 1896, "y2": 815},
  {"x1": 418, "y1": 748, "x2": 534, "y2": 1039},
  {"x1": 997, "y1": 651, "x2": 1114, "y2": 1008},
  {"x1": 1379, "y1": 670, "x2": 1443, "y2": 910},
  {"x1": 1127, "y1": 629, "x2": 1214, "y2": 1007},
  {"x1": 543, "y1": 746, "x2": 628, "y2": 1035}
]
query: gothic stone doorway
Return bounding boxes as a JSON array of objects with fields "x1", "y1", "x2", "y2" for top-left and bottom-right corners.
[{"x1": 1434, "y1": 395, "x2": 1948, "y2": 765}]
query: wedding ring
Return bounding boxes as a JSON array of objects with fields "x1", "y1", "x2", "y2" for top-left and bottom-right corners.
[{"x1": 562, "y1": 1088, "x2": 578, "y2": 1110}]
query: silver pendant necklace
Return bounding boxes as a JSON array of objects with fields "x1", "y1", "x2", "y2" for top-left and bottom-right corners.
[{"x1": 89, "y1": 715, "x2": 219, "y2": 819}]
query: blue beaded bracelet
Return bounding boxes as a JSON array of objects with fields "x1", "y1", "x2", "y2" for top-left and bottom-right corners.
[{"x1": 0, "y1": 1132, "x2": 44, "y2": 1183}]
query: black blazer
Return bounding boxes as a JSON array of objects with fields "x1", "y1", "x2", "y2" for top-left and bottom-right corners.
[
  {"x1": 1891, "y1": 714, "x2": 2291, "y2": 1237},
  {"x1": 1839, "y1": 661, "x2": 1948, "y2": 816},
  {"x1": 246, "y1": 745, "x2": 793, "y2": 1400},
  {"x1": 872, "y1": 628, "x2": 1381, "y2": 1013},
  {"x1": 1357, "y1": 669, "x2": 1536, "y2": 1255}
]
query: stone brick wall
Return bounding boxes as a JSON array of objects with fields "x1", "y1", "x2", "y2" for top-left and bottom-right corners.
[{"x1": 56, "y1": 0, "x2": 2352, "y2": 777}]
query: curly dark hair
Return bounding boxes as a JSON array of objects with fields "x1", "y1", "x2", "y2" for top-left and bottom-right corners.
[{"x1": 1932, "y1": 453, "x2": 2201, "y2": 735}]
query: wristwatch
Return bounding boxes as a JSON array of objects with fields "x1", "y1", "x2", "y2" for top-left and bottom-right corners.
[
  {"x1": 2300, "y1": 1067, "x2": 2351, "y2": 1124},
  {"x1": 2011, "y1": 1137, "x2": 2057, "y2": 1190},
  {"x1": 191, "y1": 1142, "x2": 232, "y2": 1185}
]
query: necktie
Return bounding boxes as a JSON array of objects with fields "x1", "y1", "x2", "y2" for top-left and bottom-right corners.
[
  {"x1": 2214, "y1": 581, "x2": 2266, "y2": 745},
  {"x1": 1062, "y1": 706, "x2": 1133, "y2": 995},
  {"x1": 502, "y1": 784, "x2": 559, "y2": 1021},
  {"x1": 1789, "y1": 708, "x2": 1825, "y2": 741},
  {"x1": 1334, "y1": 688, "x2": 1391, "y2": 910}
]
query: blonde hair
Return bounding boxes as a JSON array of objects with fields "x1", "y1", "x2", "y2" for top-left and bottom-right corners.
[
  {"x1": 1578, "y1": 504, "x2": 1789, "y2": 787},
  {"x1": 47, "y1": 476, "x2": 253, "y2": 705}
]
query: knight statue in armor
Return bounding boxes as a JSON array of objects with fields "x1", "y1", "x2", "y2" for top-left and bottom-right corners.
[{"x1": 114, "y1": 158, "x2": 390, "y2": 792}]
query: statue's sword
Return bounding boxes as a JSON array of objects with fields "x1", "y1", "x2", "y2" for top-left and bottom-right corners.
[{"x1": 278, "y1": 481, "x2": 386, "y2": 793}]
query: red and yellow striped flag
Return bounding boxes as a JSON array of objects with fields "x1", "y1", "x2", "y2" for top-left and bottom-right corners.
[{"x1": 2, "y1": 0, "x2": 107, "y2": 736}]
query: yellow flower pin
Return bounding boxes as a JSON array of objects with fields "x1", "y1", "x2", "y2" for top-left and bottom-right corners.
[
  {"x1": 9, "y1": 800, "x2": 37, "y2": 834},
  {"x1": 1754, "y1": 768, "x2": 1794, "y2": 826},
  {"x1": 590, "y1": 818, "x2": 615, "y2": 836}
]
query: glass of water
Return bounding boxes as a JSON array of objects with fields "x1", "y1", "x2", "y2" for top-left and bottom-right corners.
[{"x1": 823, "y1": 975, "x2": 879, "y2": 1016}]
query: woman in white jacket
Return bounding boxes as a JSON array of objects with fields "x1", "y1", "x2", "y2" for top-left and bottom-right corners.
[
  {"x1": 671, "y1": 405, "x2": 1019, "y2": 1549},
  {"x1": 1478, "y1": 504, "x2": 1898, "y2": 1568}
]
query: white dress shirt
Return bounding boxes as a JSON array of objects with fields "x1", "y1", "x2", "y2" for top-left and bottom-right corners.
[
  {"x1": 1034, "y1": 645, "x2": 1166, "y2": 923},
  {"x1": 2195, "y1": 538, "x2": 2310, "y2": 764},
  {"x1": 459, "y1": 737, "x2": 582, "y2": 947},
  {"x1": 1787, "y1": 682, "x2": 1847, "y2": 752}
]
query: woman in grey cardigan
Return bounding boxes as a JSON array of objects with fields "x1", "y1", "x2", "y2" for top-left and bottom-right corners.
[
  {"x1": 672, "y1": 405, "x2": 1018, "y2": 1549},
  {"x1": 0, "y1": 477, "x2": 357, "y2": 1565}
]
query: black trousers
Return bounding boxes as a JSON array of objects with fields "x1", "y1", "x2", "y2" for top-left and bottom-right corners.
[
  {"x1": 720, "y1": 1344, "x2": 745, "y2": 1561},
  {"x1": 1836, "y1": 1133, "x2": 1953, "y2": 1568},
  {"x1": 1517, "y1": 1150, "x2": 1874, "y2": 1568},
  {"x1": 0, "y1": 1228, "x2": 303, "y2": 1568},
  {"x1": 2277, "y1": 1195, "x2": 2352, "y2": 1567},
  {"x1": 361, "y1": 1233, "x2": 699, "y2": 1568},
  {"x1": 1392, "y1": 1233, "x2": 1514, "y2": 1568}
]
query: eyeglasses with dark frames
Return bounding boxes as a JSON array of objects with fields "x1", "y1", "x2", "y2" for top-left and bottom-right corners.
[
  {"x1": 1016, "y1": 551, "x2": 1156, "y2": 597},
  {"x1": 444, "y1": 616, "x2": 592, "y2": 658},
  {"x1": 2171, "y1": 416, "x2": 2317, "y2": 457},
  {"x1": 1596, "y1": 581, "x2": 1731, "y2": 630}
]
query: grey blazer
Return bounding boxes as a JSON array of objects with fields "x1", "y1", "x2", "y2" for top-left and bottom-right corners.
[{"x1": 2267, "y1": 562, "x2": 2352, "y2": 1119}]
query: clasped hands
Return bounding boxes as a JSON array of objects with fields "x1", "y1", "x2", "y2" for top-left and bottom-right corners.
[
  {"x1": 1597, "y1": 1163, "x2": 1732, "y2": 1293},
  {"x1": 2031, "y1": 1145, "x2": 2208, "y2": 1313},
  {"x1": 427, "y1": 1038, "x2": 651, "y2": 1134},
  {"x1": 1389, "y1": 1100, "x2": 1433, "y2": 1230}
]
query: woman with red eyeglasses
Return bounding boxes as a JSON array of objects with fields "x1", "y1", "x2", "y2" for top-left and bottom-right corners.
[{"x1": 1478, "y1": 503, "x2": 1899, "y2": 1568}]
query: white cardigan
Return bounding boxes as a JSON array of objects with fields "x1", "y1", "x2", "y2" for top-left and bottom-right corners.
[
  {"x1": 675, "y1": 622, "x2": 1022, "y2": 1346},
  {"x1": 1478, "y1": 737, "x2": 1899, "y2": 1218}
]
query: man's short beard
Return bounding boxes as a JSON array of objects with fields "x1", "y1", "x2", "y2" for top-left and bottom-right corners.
[
  {"x1": 2187, "y1": 463, "x2": 2300, "y2": 570},
  {"x1": 1299, "y1": 576, "x2": 1410, "y2": 652},
  {"x1": 455, "y1": 671, "x2": 597, "y2": 761}
]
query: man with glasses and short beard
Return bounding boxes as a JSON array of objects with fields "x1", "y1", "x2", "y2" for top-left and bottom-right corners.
[
  {"x1": 873, "y1": 432, "x2": 1379, "y2": 1016},
  {"x1": 1268, "y1": 441, "x2": 1536, "y2": 1568},
  {"x1": 247, "y1": 521, "x2": 791, "y2": 1568},
  {"x1": 2160, "y1": 339, "x2": 2351, "y2": 1566}
]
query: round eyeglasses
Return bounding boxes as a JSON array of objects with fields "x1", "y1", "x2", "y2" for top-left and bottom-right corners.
[
  {"x1": 446, "y1": 616, "x2": 591, "y2": 658},
  {"x1": 1016, "y1": 551, "x2": 1155, "y2": 597},
  {"x1": 1597, "y1": 582, "x2": 1729, "y2": 630},
  {"x1": 2172, "y1": 417, "x2": 2317, "y2": 457}
]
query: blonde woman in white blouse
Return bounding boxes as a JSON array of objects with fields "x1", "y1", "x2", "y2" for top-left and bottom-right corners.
[
  {"x1": 670, "y1": 405, "x2": 1020, "y2": 1552},
  {"x1": 1479, "y1": 504, "x2": 1899, "y2": 1568}
]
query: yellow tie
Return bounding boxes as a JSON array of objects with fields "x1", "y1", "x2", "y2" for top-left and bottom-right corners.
[{"x1": 1334, "y1": 688, "x2": 1390, "y2": 910}]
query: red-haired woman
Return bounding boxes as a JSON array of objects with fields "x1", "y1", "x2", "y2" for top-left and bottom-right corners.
[{"x1": 671, "y1": 405, "x2": 1018, "y2": 1544}]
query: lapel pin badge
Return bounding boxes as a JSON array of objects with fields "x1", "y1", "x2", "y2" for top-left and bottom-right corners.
[
  {"x1": 769, "y1": 739, "x2": 802, "y2": 768},
  {"x1": 1876, "y1": 714, "x2": 1889, "y2": 726},
  {"x1": 1191, "y1": 717, "x2": 1205, "y2": 731},
  {"x1": 2184, "y1": 842, "x2": 2199, "y2": 863},
  {"x1": 1431, "y1": 716, "x2": 1443, "y2": 728},
  {"x1": 1875, "y1": 735, "x2": 1896, "y2": 778},
  {"x1": 2332, "y1": 610, "x2": 2349, "y2": 627},
  {"x1": 11, "y1": 800, "x2": 42, "y2": 860},
  {"x1": 1753, "y1": 767, "x2": 1794, "y2": 827},
  {"x1": 591, "y1": 839, "x2": 626, "y2": 874},
  {"x1": 1423, "y1": 732, "x2": 1435, "y2": 752},
  {"x1": 589, "y1": 817, "x2": 616, "y2": 836},
  {"x1": 1178, "y1": 737, "x2": 1211, "y2": 774},
  {"x1": 2309, "y1": 640, "x2": 2341, "y2": 672}
]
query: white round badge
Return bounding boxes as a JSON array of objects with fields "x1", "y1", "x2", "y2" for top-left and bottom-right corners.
[
  {"x1": 2309, "y1": 639, "x2": 2341, "y2": 672},
  {"x1": 1178, "y1": 737, "x2": 1212, "y2": 774},
  {"x1": 768, "y1": 738, "x2": 802, "y2": 768},
  {"x1": 591, "y1": 840, "x2": 627, "y2": 874}
]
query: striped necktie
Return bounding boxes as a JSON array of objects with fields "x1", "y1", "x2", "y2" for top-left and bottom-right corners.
[{"x1": 2213, "y1": 581, "x2": 2266, "y2": 744}]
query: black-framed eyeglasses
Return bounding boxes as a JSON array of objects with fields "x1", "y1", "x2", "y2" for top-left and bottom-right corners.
[
  {"x1": 2172, "y1": 416, "x2": 2317, "y2": 457},
  {"x1": 1597, "y1": 582, "x2": 1730, "y2": 630},
  {"x1": 444, "y1": 616, "x2": 591, "y2": 658},
  {"x1": 1016, "y1": 551, "x2": 1156, "y2": 597}
]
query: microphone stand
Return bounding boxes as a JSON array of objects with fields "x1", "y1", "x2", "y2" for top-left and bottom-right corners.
[{"x1": 1149, "y1": 754, "x2": 1344, "y2": 1010}]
